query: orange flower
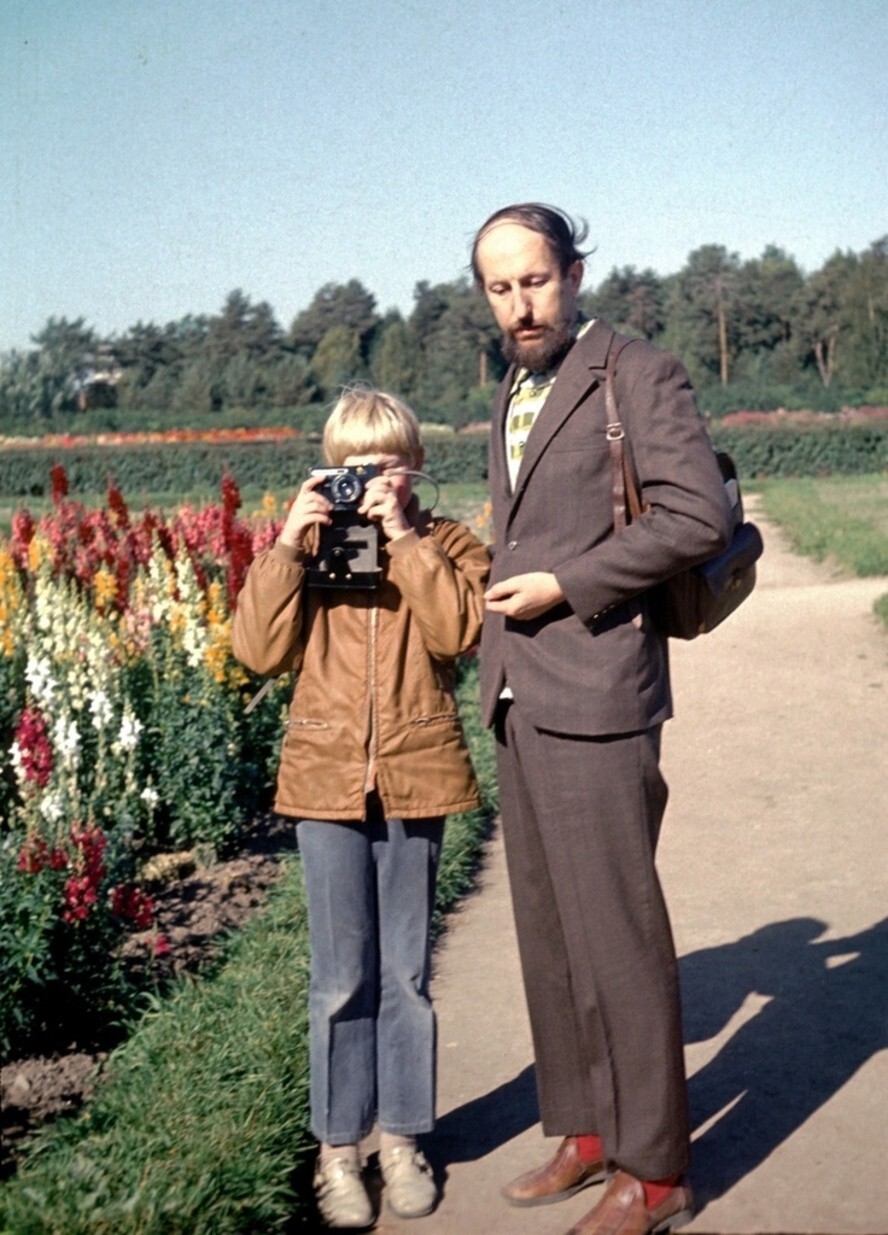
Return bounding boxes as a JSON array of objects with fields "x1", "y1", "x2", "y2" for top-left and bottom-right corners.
[{"x1": 93, "y1": 565, "x2": 118, "y2": 613}]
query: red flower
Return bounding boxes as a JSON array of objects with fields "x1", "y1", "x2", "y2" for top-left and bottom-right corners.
[
  {"x1": 106, "y1": 480, "x2": 130, "y2": 529},
  {"x1": 49, "y1": 847, "x2": 69, "y2": 870},
  {"x1": 14, "y1": 706, "x2": 54, "y2": 788},
  {"x1": 18, "y1": 837, "x2": 50, "y2": 874},
  {"x1": 221, "y1": 471, "x2": 242, "y2": 518},
  {"x1": 9, "y1": 508, "x2": 36, "y2": 569},
  {"x1": 111, "y1": 884, "x2": 156, "y2": 930},
  {"x1": 50, "y1": 464, "x2": 70, "y2": 504},
  {"x1": 63, "y1": 874, "x2": 99, "y2": 923},
  {"x1": 70, "y1": 824, "x2": 107, "y2": 883}
]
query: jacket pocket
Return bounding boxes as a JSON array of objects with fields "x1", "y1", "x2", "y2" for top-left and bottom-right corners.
[
  {"x1": 286, "y1": 717, "x2": 330, "y2": 730},
  {"x1": 410, "y1": 711, "x2": 459, "y2": 728}
]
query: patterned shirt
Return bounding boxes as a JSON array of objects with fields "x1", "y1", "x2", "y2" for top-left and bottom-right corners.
[{"x1": 504, "y1": 318, "x2": 594, "y2": 491}]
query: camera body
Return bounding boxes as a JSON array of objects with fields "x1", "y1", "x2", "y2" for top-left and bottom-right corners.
[{"x1": 306, "y1": 464, "x2": 381, "y2": 589}]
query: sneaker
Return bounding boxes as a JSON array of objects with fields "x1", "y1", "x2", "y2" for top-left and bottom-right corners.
[
  {"x1": 380, "y1": 1145, "x2": 437, "y2": 1218},
  {"x1": 313, "y1": 1154, "x2": 374, "y2": 1229}
]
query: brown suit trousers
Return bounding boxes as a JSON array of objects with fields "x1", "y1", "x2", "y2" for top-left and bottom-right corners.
[{"x1": 495, "y1": 702, "x2": 690, "y2": 1180}]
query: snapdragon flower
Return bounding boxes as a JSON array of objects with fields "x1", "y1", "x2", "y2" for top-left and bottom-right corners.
[
  {"x1": 25, "y1": 655, "x2": 58, "y2": 707},
  {"x1": 117, "y1": 707, "x2": 143, "y2": 753},
  {"x1": 53, "y1": 716, "x2": 81, "y2": 769},
  {"x1": 88, "y1": 687, "x2": 114, "y2": 731}
]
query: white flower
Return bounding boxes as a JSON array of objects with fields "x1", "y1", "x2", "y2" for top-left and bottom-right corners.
[
  {"x1": 140, "y1": 785, "x2": 159, "y2": 808},
  {"x1": 117, "y1": 708, "x2": 143, "y2": 752},
  {"x1": 53, "y1": 716, "x2": 81, "y2": 767},
  {"x1": 39, "y1": 791, "x2": 64, "y2": 823},
  {"x1": 9, "y1": 740, "x2": 24, "y2": 782},
  {"x1": 25, "y1": 655, "x2": 57, "y2": 707},
  {"x1": 88, "y1": 688, "x2": 114, "y2": 732}
]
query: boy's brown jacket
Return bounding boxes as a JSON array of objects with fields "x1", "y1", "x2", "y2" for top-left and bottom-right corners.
[{"x1": 232, "y1": 510, "x2": 490, "y2": 822}]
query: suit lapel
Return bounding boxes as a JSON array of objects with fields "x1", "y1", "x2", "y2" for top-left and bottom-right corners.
[
  {"x1": 489, "y1": 368, "x2": 514, "y2": 508},
  {"x1": 507, "y1": 320, "x2": 615, "y2": 521}
]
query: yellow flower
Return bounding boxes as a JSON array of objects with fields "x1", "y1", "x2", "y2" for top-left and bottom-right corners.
[
  {"x1": 259, "y1": 492, "x2": 278, "y2": 518},
  {"x1": 93, "y1": 565, "x2": 118, "y2": 613},
  {"x1": 169, "y1": 608, "x2": 187, "y2": 641},
  {"x1": 206, "y1": 580, "x2": 227, "y2": 627},
  {"x1": 204, "y1": 639, "x2": 229, "y2": 685},
  {"x1": 0, "y1": 547, "x2": 25, "y2": 654},
  {"x1": 202, "y1": 617, "x2": 247, "y2": 688},
  {"x1": 27, "y1": 533, "x2": 49, "y2": 574}
]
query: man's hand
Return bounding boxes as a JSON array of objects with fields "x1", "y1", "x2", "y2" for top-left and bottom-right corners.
[{"x1": 484, "y1": 572, "x2": 566, "y2": 620}]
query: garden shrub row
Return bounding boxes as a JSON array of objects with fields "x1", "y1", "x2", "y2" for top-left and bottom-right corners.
[
  {"x1": 0, "y1": 424, "x2": 885, "y2": 501},
  {"x1": 709, "y1": 423, "x2": 887, "y2": 479},
  {"x1": 0, "y1": 437, "x2": 493, "y2": 500}
]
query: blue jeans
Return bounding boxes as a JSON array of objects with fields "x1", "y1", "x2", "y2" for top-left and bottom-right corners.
[{"x1": 297, "y1": 800, "x2": 444, "y2": 1145}]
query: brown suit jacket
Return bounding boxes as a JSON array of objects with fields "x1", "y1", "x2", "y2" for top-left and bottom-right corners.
[{"x1": 479, "y1": 319, "x2": 732, "y2": 734}]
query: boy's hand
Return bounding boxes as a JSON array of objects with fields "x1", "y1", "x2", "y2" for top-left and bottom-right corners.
[
  {"x1": 279, "y1": 475, "x2": 332, "y2": 549},
  {"x1": 359, "y1": 474, "x2": 411, "y2": 541},
  {"x1": 484, "y1": 573, "x2": 566, "y2": 620}
]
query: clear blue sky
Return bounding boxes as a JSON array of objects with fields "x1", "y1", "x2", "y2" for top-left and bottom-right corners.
[{"x1": 2, "y1": 0, "x2": 886, "y2": 353}]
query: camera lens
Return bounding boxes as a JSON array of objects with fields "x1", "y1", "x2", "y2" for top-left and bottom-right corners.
[{"x1": 331, "y1": 473, "x2": 362, "y2": 505}]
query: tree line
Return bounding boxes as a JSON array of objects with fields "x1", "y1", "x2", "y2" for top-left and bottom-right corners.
[{"x1": 2, "y1": 236, "x2": 886, "y2": 430}]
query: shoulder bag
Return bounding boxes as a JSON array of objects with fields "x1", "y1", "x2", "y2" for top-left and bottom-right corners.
[{"x1": 605, "y1": 341, "x2": 764, "y2": 639}]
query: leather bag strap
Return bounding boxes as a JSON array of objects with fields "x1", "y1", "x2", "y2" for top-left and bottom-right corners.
[{"x1": 605, "y1": 338, "x2": 644, "y2": 529}]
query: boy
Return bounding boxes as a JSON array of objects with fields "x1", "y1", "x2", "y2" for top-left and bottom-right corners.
[{"x1": 232, "y1": 387, "x2": 489, "y2": 1228}]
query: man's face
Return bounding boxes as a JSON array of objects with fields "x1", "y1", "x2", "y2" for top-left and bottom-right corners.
[{"x1": 475, "y1": 221, "x2": 583, "y2": 372}]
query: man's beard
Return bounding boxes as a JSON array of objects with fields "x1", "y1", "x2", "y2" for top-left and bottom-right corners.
[{"x1": 501, "y1": 318, "x2": 576, "y2": 373}]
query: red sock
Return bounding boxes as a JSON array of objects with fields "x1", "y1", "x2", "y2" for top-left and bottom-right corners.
[
  {"x1": 642, "y1": 1176, "x2": 680, "y2": 1209},
  {"x1": 575, "y1": 1134, "x2": 604, "y2": 1164}
]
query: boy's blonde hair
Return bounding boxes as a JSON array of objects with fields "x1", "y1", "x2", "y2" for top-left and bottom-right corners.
[{"x1": 323, "y1": 385, "x2": 423, "y2": 466}]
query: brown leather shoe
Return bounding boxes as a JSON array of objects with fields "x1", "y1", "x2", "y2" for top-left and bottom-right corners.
[
  {"x1": 564, "y1": 1171, "x2": 694, "y2": 1234},
  {"x1": 502, "y1": 1136, "x2": 606, "y2": 1207}
]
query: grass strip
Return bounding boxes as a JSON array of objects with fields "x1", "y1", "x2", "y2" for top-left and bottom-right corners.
[
  {"x1": 0, "y1": 661, "x2": 497, "y2": 1234},
  {"x1": 757, "y1": 474, "x2": 888, "y2": 576},
  {"x1": 757, "y1": 473, "x2": 888, "y2": 628}
]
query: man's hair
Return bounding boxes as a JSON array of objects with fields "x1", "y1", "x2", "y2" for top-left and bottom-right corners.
[
  {"x1": 471, "y1": 203, "x2": 590, "y2": 284},
  {"x1": 323, "y1": 384, "x2": 423, "y2": 466}
]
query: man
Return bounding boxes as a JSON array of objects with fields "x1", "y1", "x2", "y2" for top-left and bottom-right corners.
[{"x1": 472, "y1": 203, "x2": 732, "y2": 1235}]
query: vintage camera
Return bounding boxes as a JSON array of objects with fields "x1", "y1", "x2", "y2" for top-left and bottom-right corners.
[{"x1": 306, "y1": 464, "x2": 381, "y2": 589}]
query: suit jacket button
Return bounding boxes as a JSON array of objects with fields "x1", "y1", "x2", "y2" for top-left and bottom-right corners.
[{"x1": 507, "y1": 540, "x2": 518, "y2": 550}]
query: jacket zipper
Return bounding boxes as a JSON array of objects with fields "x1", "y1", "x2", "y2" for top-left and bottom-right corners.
[{"x1": 363, "y1": 600, "x2": 379, "y2": 794}]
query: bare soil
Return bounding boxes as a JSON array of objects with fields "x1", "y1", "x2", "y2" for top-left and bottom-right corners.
[{"x1": 0, "y1": 813, "x2": 299, "y2": 1176}]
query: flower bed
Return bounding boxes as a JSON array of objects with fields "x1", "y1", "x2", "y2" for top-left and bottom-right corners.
[{"x1": 0, "y1": 469, "x2": 289, "y2": 1057}]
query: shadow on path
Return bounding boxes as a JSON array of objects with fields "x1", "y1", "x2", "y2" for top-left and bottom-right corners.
[
  {"x1": 429, "y1": 1065, "x2": 539, "y2": 1168},
  {"x1": 420, "y1": 916, "x2": 887, "y2": 1212},
  {"x1": 682, "y1": 915, "x2": 888, "y2": 1208}
]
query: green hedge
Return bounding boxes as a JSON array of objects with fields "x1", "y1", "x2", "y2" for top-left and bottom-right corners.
[
  {"x1": 709, "y1": 423, "x2": 888, "y2": 479},
  {"x1": 0, "y1": 424, "x2": 884, "y2": 501},
  {"x1": 0, "y1": 437, "x2": 492, "y2": 500}
]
